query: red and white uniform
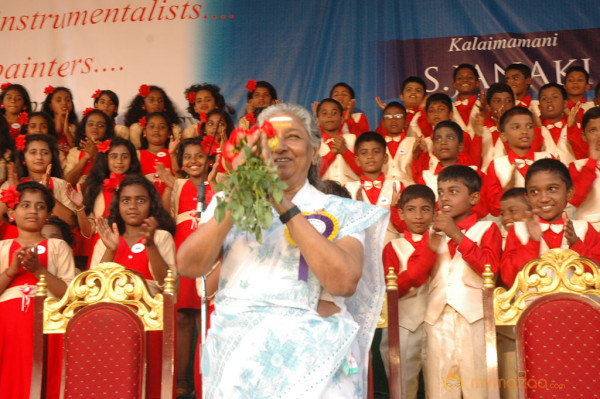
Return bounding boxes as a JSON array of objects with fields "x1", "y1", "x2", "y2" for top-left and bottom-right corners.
[
  {"x1": 452, "y1": 95, "x2": 481, "y2": 139},
  {"x1": 570, "y1": 158, "x2": 600, "y2": 229},
  {"x1": 382, "y1": 133, "x2": 416, "y2": 185},
  {"x1": 129, "y1": 122, "x2": 182, "y2": 149},
  {"x1": 137, "y1": 149, "x2": 173, "y2": 196},
  {"x1": 342, "y1": 112, "x2": 369, "y2": 136},
  {"x1": 319, "y1": 131, "x2": 361, "y2": 184},
  {"x1": 540, "y1": 117, "x2": 576, "y2": 165}
]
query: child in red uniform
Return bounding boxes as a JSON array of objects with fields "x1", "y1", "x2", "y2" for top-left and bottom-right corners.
[
  {"x1": 183, "y1": 83, "x2": 234, "y2": 139},
  {"x1": 137, "y1": 112, "x2": 178, "y2": 196},
  {"x1": 376, "y1": 77, "x2": 428, "y2": 137},
  {"x1": 91, "y1": 174, "x2": 176, "y2": 399},
  {"x1": 379, "y1": 102, "x2": 416, "y2": 185},
  {"x1": 42, "y1": 86, "x2": 78, "y2": 156},
  {"x1": 0, "y1": 182, "x2": 75, "y2": 399},
  {"x1": 564, "y1": 66, "x2": 594, "y2": 125},
  {"x1": 317, "y1": 98, "x2": 361, "y2": 184},
  {"x1": 329, "y1": 82, "x2": 369, "y2": 135},
  {"x1": 484, "y1": 106, "x2": 552, "y2": 217},
  {"x1": 569, "y1": 107, "x2": 600, "y2": 230},
  {"x1": 499, "y1": 188, "x2": 530, "y2": 243},
  {"x1": 501, "y1": 158, "x2": 600, "y2": 286},
  {"x1": 480, "y1": 82, "x2": 515, "y2": 171},
  {"x1": 0, "y1": 83, "x2": 31, "y2": 137},
  {"x1": 395, "y1": 165, "x2": 501, "y2": 399},
  {"x1": 92, "y1": 89, "x2": 130, "y2": 140},
  {"x1": 451, "y1": 64, "x2": 481, "y2": 138},
  {"x1": 63, "y1": 109, "x2": 116, "y2": 186},
  {"x1": 504, "y1": 63, "x2": 538, "y2": 112},
  {"x1": 381, "y1": 184, "x2": 435, "y2": 399}
]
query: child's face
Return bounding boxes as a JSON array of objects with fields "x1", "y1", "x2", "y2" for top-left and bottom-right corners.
[
  {"x1": 95, "y1": 94, "x2": 117, "y2": 118},
  {"x1": 438, "y1": 179, "x2": 478, "y2": 221},
  {"x1": 50, "y1": 90, "x2": 73, "y2": 116},
  {"x1": 145, "y1": 116, "x2": 169, "y2": 146},
  {"x1": 401, "y1": 197, "x2": 434, "y2": 235},
  {"x1": 427, "y1": 102, "x2": 452, "y2": 127},
  {"x1": 27, "y1": 116, "x2": 49, "y2": 135},
  {"x1": 583, "y1": 118, "x2": 600, "y2": 149},
  {"x1": 25, "y1": 140, "x2": 52, "y2": 174},
  {"x1": 12, "y1": 190, "x2": 48, "y2": 232},
  {"x1": 382, "y1": 106, "x2": 406, "y2": 135},
  {"x1": 564, "y1": 71, "x2": 589, "y2": 97},
  {"x1": 331, "y1": 86, "x2": 352, "y2": 110},
  {"x1": 252, "y1": 87, "x2": 274, "y2": 108},
  {"x1": 118, "y1": 184, "x2": 151, "y2": 226},
  {"x1": 539, "y1": 87, "x2": 567, "y2": 121},
  {"x1": 433, "y1": 127, "x2": 462, "y2": 162},
  {"x1": 500, "y1": 197, "x2": 529, "y2": 231},
  {"x1": 355, "y1": 141, "x2": 387, "y2": 175},
  {"x1": 500, "y1": 114, "x2": 534, "y2": 152},
  {"x1": 41, "y1": 224, "x2": 64, "y2": 241},
  {"x1": 525, "y1": 171, "x2": 574, "y2": 223},
  {"x1": 205, "y1": 114, "x2": 227, "y2": 137},
  {"x1": 453, "y1": 68, "x2": 480, "y2": 96},
  {"x1": 2, "y1": 89, "x2": 25, "y2": 115},
  {"x1": 488, "y1": 92, "x2": 514, "y2": 118},
  {"x1": 85, "y1": 113, "x2": 107, "y2": 142},
  {"x1": 107, "y1": 145, "x2": 131, "y2": 174},
  {"x1": 144, "y1": 90, "x2": 165, "y2": 113},
  {"x1": 504, "y1": 70, "x2": 531, "y2": 97},
  {"x1": 400, "y1": 83, "x2": 425, "y2": 108},
  {"x1": 182, "y1": 144, "x2": 208, "y2": 178},
  {"x1": 317, "y1": 102, "x2": 343, "y2": 133},
  {"x1": 193, "y1": 90, "x2": 217, "y2": 114}
]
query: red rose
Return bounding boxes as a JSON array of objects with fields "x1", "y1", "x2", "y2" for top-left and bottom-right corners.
[
  {"x1": 200, "y1": 112, "x2": 207, "y2": 123},
  {"x1": 261, "y1": 121, "x2": 277, "y2": 139},
  {"x1": 15, "y1": 134, "x2": 26, "y2": 151},
  {"x1": 201, "y1": 135, "x2": 219, "y2": 156},
  {"x1": 103, "y1": 172, "x2": 124, "y2": 191},
  {"x1": 0, "y1": 82, "x2": 11, "y2": 91},
  {"x1": 245, "y1": 113, "x2": 256, "y2": 125},
  {"x1": 230, "y1": 128, "x2": 247, "y2": 146},
  {"x1": 139, "y1": 84, "x2": 150, "y2": 98},
  {"x1": 18, "y1": 112, "x2": 28, "y2": 125},
  {"x1": 91, "y1": 89, "x2": 102, "y2": 99},
  {"x1": 187, "y1": 91, "x2": 196, "y2": 104},
  {"x1": 139, "y1": 116, "x2": 147, "y2": 128},
  {"x1": 83, "y1": 107, "x2": 95, "y2": 117},
  {"x1": 222, "y1": 141, "x2": 239, "y2": 165},
  {"x1": 97, "y1": 140, "x2": 111, "y2": 153},
  {"x1": 245, "y1": 79, "x2": 257, "y2": 92},
  {"x1": 0, "y1": 185, "x2": 20, "y2": 209},
  {"x1": 246, "y1": 125, "x2": 260, "y2": 143},
  {"x1": 44, "y1": 86, "x2": 55, "y2": 95}
]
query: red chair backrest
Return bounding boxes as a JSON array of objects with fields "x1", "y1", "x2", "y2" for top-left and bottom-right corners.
[
  {"x1": 517, "y1": 294, "x2": 600, "y2": 398},
  {"x1": 62, "y1": 303, "x2": 146, "y2": 399}
]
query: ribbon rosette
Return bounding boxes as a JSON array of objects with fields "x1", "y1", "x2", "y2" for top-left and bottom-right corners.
[
  {"x1": 1, "y1": 185, "x2": 21, "y2": 209},
  {"x1": 103, "y1": 172, "x2": 124, "y2": 191},
  {"x1": 245, "y1": 79, "x2": 257, "y2": 92},
  {"x1": 44, "y1": 85, "x2": 55, "y2": 95},
  {"x1": 138, "y1": 84, "x2": 150, "y2": 98},
  {"x1": 285, "y1": 211, "x2": 339, "y2": 281},
  {"x1": 97, "y1": 140, "x2": 111, "y2": 153},
  {"x1": 139, "y1": 116, "x2": 147, "y2": 128},
  {"x1": 1, "y1": 82, "x2": 11, "y2": 91},
  {"x1": 91, "y1": 89, "x2": 102, "y2": 99},
  {"x1": 15, "y1": 134, "x2": 26, "y2": 151},
  {"x1": 187, "y1": 91, "x2": 196, "y2": 104},
  {"x1": 82, "y1": 107, "x2": 94, "y2": 117}
]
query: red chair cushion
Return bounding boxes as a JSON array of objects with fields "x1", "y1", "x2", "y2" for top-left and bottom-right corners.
[
  {"x1": 520, "y1": 296, "x2": 600, "y2": 398},
  {"x1": 63, "y1": 304, "x2": 145, "y2": 399}
]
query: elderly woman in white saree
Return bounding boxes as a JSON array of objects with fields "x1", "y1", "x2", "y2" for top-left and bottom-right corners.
[{"x1": 178, "y1": 103, "x2": 388, "y2": 398}]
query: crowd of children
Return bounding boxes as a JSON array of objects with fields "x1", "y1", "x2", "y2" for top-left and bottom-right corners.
[{"x1": 0, "y1": 62, "x2": 599, "y2": 398}]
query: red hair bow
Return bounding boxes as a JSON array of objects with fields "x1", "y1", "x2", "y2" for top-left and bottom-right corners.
[
  {"x1": 187, "y1": 91, "x2": 196, "y2": 104},
  {"x1": 15, "y1": 134, "x2": 26, "y2": 151},
  {"x1": 0, "y1": 185, "x2": 20, "y2": 209},
  {"x1": 97, "y1": 140, "x2": 111, "y2": 153},
  {"x1": 139, "y1": 84, "x2": 150, "y2": 98},
  {"x1": 44, "y1": 86, "x2": 55, "y2": 95},
  {"x1": 91, "y1": 89, "x2": 102, "y2": 99},
  {"x1": 0, "y1": 82, "x2": 11, "y2": 91},
  {"x1": 82, "y1": 107, "x2": 95, "y2": 117},
  {"x1": 139, "y1": 116, "x2": 147, "y2": 128},
  {"x1": 103, "y1": 172, "x2": 124, "y2": 192},
  {"x1": 245, "y1": 79, "x2": 257, "y2": 92},
  {"x1": 18, "y1": 112, "x2": 28, "y2": 126}
]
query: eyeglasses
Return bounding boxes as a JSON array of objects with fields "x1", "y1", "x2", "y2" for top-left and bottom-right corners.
[{"x1": 383, "y1": 114, "x2": 405, "y2": 120}]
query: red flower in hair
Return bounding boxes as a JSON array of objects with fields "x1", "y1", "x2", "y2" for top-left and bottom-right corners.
[
  {"x1": 83, "y1": 107, "x2": 95, "y2": 117},
  {"x1": 139, "y1": 84, "x2": 150, "y2": 98},
  {"x1": 44, "y1": 86, "x2": 55, "y2": 95},
  {"x1": 103, "y1": 172, "x2": 125, "y2": 192},
  {"x1": 15, "y1": 134, "x2": 26, "y2": 151},
  {"x1": 1, "y1": 82, "x2": 11, "y2": 91},
  {"x1": 0, "y1": 185, "x2": 20, "y2": 209},
  {"x1": 91, "y1": 89, "x2": 102, "y2": 99},
  {"x1": 139, "y1": 116, "x2": 147, "y2": 128},
  {"x1": 187, "y1": 91, "x2": 196, "y2": 104},
  {"x1": 245, "y1": 113, "x2": 256, "y2": 125},
  {"x1": 18, "y1": 112, "x2": 28, "y2": 125},
  {"x1": 245, "y1": 79, "x2": 257, "y2": 92},
  {"x1": 97, "y1": 140, "x2": 111, "y2": 153},
  {"x1": 201, "y1": 135, "x2": 219, "y2": 156},
  {"x1": 200, "y1": 112, "x2": 207, "y2": 123},
  {"x1": 261, "y1": 120, "x2": 277, "y2": 139}
]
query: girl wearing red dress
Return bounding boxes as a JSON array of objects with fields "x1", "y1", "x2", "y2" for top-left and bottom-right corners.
[{"x1": 41, "y1": 86, "x2": 78, "y2": 156}]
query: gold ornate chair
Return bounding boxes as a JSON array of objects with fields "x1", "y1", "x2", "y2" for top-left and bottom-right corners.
[
  {"x1": 483, "y1": 248, "x2": 600, "y2": 399},
  {"x1": 30, "y1": 262, "x2": 176, "y2": 399}
]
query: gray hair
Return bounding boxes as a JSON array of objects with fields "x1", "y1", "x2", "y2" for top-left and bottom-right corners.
[{"x1": 257, "y1": 103, "x2": 325, "y2": 191}]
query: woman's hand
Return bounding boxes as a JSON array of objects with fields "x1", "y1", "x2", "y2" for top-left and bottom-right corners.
[
  {"x1": 66, "y1": 183, "x2": 84, "y2": 208},
  {"x1": 96, "y1": 217, "x2": 120, "y2": 251},
  {"x1": 141, "y1": 217, "x2": 159, "y2": 247}
]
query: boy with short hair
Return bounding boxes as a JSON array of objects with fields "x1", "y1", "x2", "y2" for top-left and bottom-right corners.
[
  {"x1": 504, "y1": 63, "x2": 539, "y2": 112},
  {"x1": 381, "y1": 184, "x2": 435, "y2": 399},
  {"x1": 564, "y1": 66, "x2": 594, "y2": 124},
  {"x1": 346, "y1": 131, "x2": 402, "y2": 243},
  {"x1": 501, "y1": 158, "x2": 600, "y2": 286},
  {"x1": 452, "y1": 63, "x2": 482, "y2": 138},
  {"x1": 480, "y1": 82, "x2": 515, "y2": 171},
  {"x1": 484, "y1": 106, "x2": 551, "y2": 217},
  {"x1": 500, "y1": 187, "x2": 530, "y2": 239},
  {"x1": 569, "y1": 106, "x2": 600, "y2": 230},
  {"x1": 395, "y1": 165, "x2": 502, "y2": 399},
  {"x1": 316, "y1": 98, "x2": 361, "y2": 184},
  {"x1": 379, "y1": 102, "x2": 416, "y2": 185}
]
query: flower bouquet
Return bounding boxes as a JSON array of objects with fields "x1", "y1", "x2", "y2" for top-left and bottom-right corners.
[{"x1": 216, "y1": 122, "x2": 287, "y2": 242}]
